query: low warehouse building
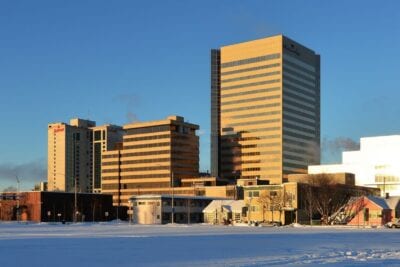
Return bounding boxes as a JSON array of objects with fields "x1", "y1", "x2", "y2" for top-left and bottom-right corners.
[
  {"x1": 128, "y1": 195, "x2": 217, "y2": 224},
  {"x1": 0, "y1": 191, "x2": 114, "y2": 222}
]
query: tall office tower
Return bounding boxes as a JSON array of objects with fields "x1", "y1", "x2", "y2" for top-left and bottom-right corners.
[
  {"x1": 48, "y1": 118, "x2": 123, "y2": 193},
  {"x1": 211, "y1": 35, "x2": 320, "y2": 184},
  {"x1": 91, "y1": 125, "x2": 124, "y2": 193},
  {"x1": 48, "y1": 118, "x2": 96, "y2": 192},
  {"x1": 101, "y1": 116, "x2": 199, "y2": 206}
]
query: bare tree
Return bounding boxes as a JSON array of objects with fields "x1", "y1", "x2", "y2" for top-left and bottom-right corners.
[
  {"x1": 304, "y1": 174, "x2": 354, "y2": 225},
  {"x1": 257, "y1": 191, "x2": 269, "y2": 222},
  {"x1": 257, "y1": 190, "x2": 283, "y2": 222}
]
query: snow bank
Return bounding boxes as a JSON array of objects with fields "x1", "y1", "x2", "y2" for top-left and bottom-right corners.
[{"x1": 0, "y1": 223, "x2": 399, "y2": 266}]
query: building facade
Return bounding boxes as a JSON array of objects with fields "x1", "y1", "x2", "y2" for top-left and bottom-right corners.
[
  {"x1": 101, "y1": 116, "x2": 200, "y2": 206},
  {"x1": 128, "y1": 195, "x2": 214, "y2": 224},
  {"x1": 48, "y1": 119, "x2": 95, "y2": 192},
  {"x1": 0, "y1": 191, "x2": 114, "y2": 222},
  {"x1": 91, "y1": 124, "x2": 124, "y2": 193},
  {"x1": 211, "y1": 35, "x2": 321, "y2": 184},
  {"x1": 309, "y1": 135, "x2": 400, "y2": 196},
  {"x1": 203, "y1": 200, "x2": 245, "y2": 225},
  {"x1": 47, "y1": 118, "x2": 123, "y2": 193}
]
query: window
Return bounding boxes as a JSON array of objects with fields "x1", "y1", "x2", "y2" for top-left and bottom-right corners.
[
  {"x1": 247, "y1": 191, "x2": 260, "y2": 198},
  {"x1": 94, "y1": 131, "x2": 101, "y2": 141}
]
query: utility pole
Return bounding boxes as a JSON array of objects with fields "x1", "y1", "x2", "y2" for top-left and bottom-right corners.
[
  {"x1": 16, "y1": 176, "x2": 20, "y2": 222},
  {"x1": 171, "y1": 171, "x2": 174, "y2": 224},
  {"x1": 73, "y1": 133, "x2": 78, "y2": 223},
  {"x1": 74, "y1": 175, "x2": 77, "y2": 223}
]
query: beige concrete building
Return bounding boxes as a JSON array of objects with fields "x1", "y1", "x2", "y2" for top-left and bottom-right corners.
[
  {"x1": 47, "y1": 118, "x2": 123, "y2": 193},
  {"x1": 48, "y1": 119, "x2": 95, "y2": 192},
  {"x1": 242, "y1": 178, "x2": 380, "y2": 225},
  {"x1": 244, "y1": 183, "x2": 298, "y2": 225},
  {"x1": 287, "y1": 173, "x2": 356, "y2": 186},
  {"x1": 101, "y1": 116, "x2": 200, "y2": 206},
  {"x1": 211, "y1": 35, "x2": 321, "y2": 184}
]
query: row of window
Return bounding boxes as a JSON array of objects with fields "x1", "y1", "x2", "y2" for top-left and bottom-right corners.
[
  {"x1": 220, "y1": 158, "x2": 281, "y2": 169},
  {"x1": 124, "y1": 134, "x2": 170, "y2": 142},
  {"x1": 227, "y1": 110, "x2": 281, "y2": 120},
  {"x1": 222, "y1": 135, "x2": 281, "y2": 142},
  {"x1": 284, "y1": 106, "x2": 316, "y2": 121},
  {"x1": 284, "y1": 72, "x2": 315, "y2": 89},
  {"x1": 284, "y1": 95, "x2": 315, "y2": 112},
  {"x1": 284, "y1": 82, "x2": 316, "y2": 99},
  {"x1": 283, "y1": 58, "x2": 316, "y2": 76},
  {"x1": 221, "y1": 71, "x2": 281, "y2": 84},
  {"x1": 284, "y1": 54, "x2": 316, "y2": 72},
  {"x1": 221, "y1": 150, "x2": 281, "y2": 157},
  {"x1": 125, "y1": 125, "x2": 171, "y2": 135},
  {"x1": 283, "y1": 129, "x2": 316, "y2": 142},
  {"x1": 102, "y1": 173, "x2": 170, "y2": 180},
  {"x1": 222, "y1": 127, "x2": 281, "y2": 136},
  {"x1": 102, "y1": 165, "x2": 170, "y2": 173},
  {"x1": 283, "y1": 137, "x2": 316, "y2": 148},
  {"x1": 221, "y1": 53, "x2": 280, "y2": 68},
  {"x1": 102, "y1": 158, "x2": 170, "y2": 166},
  {"x1": 283, "y1": 121, "x2": 316, "y2": 136},
  {"x1": 221, "y1": 86, "x2": 280, "y2": 99},
  {"x1": 283, "y1": 161, "x2": 307, "y2": 170},
  {"x1": 221, "y1": 142, "x2": 281, "y2": 149},
  {"x1": 284, "y1": 66, "x2": 316, "y2": 83},
  {"x1": 124, "y1": 142, "x2": 170, "y2": 150},
  {"x1": 283, "y1": 98, "x2": 316, "y2": 113},
  {"x1": 221, "y1": 79, "x2": 280, "y2": 91},
  {"x1": 221, "y1": 62, "x2": 280, "y2": 76},
  {"x1": 284, "y1": 87, "x2": 316, "y2": 105},
  {"x1": 225, "y1": 118, "x2": 281, "y2": 128},
  {"x1": 222, "y1": 94, "x2": 280, "y2": 106},
  {"x1": 221, "y1": 102, "x2": 281, "y2": 113},
  {"x1": 102, "y1": 150, "x2": 170, "y2": 159},
  {"x1": 284, "y1": 114, "x2": 316, "y2": 129},
  {"x1": 284, "y1": 76, "x2": 318, "y2": 95},
  {"x1": 375, "y1": 175, "x2": 400, "y2": 183}
]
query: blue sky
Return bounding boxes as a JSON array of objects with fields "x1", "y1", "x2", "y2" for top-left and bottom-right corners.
[{"x1": 1, "y1": 0, "x2": 399, "y2": 190}]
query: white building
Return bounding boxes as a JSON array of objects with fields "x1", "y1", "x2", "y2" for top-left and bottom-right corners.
[
  {"x1": 128, "y1": 195, "x2": 215, "y2": 224},
  {"x1": 203, "y1": 200, "x2": 245, "y2": 224},
  {"x1": 309, "y1": 135, "x2": 400, "y2": 196}
]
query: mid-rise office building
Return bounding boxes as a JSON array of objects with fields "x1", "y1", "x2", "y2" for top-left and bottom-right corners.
[
  {"x1": 211, "y1": 35, "x2": 321, "y2": 184},
  {"x1": 47, "y1": 118, "x2": 123, "y2": 193},
  {"x1": 101, "y1": 116, "x2": 200, "y2": 206},
  {"x1": 91, "y1": 124, "x2": 124, "y2": 193}
]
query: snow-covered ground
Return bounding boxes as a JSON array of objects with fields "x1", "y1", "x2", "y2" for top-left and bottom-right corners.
[{"x1": 0, "y1": 222, "x2": 399, "y2": 266}]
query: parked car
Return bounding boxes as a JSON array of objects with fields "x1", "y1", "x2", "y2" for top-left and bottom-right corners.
[{"x1": 386, "y1": 219, "x2": 400, "y2": 228}]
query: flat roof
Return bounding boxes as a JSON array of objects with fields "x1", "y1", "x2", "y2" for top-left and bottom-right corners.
[{"x1": 128, "y1": 194, "x2": 227, "y2": 201}]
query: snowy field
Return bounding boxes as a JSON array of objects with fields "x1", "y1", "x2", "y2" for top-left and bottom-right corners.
[{"x1": 1, "y1": 222, "x2": 400, "y2": 266}]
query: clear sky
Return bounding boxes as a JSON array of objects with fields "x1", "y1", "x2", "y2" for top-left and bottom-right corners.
[{"x1": 1, "y1": 0, "x2": 400, "y2": 190}]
